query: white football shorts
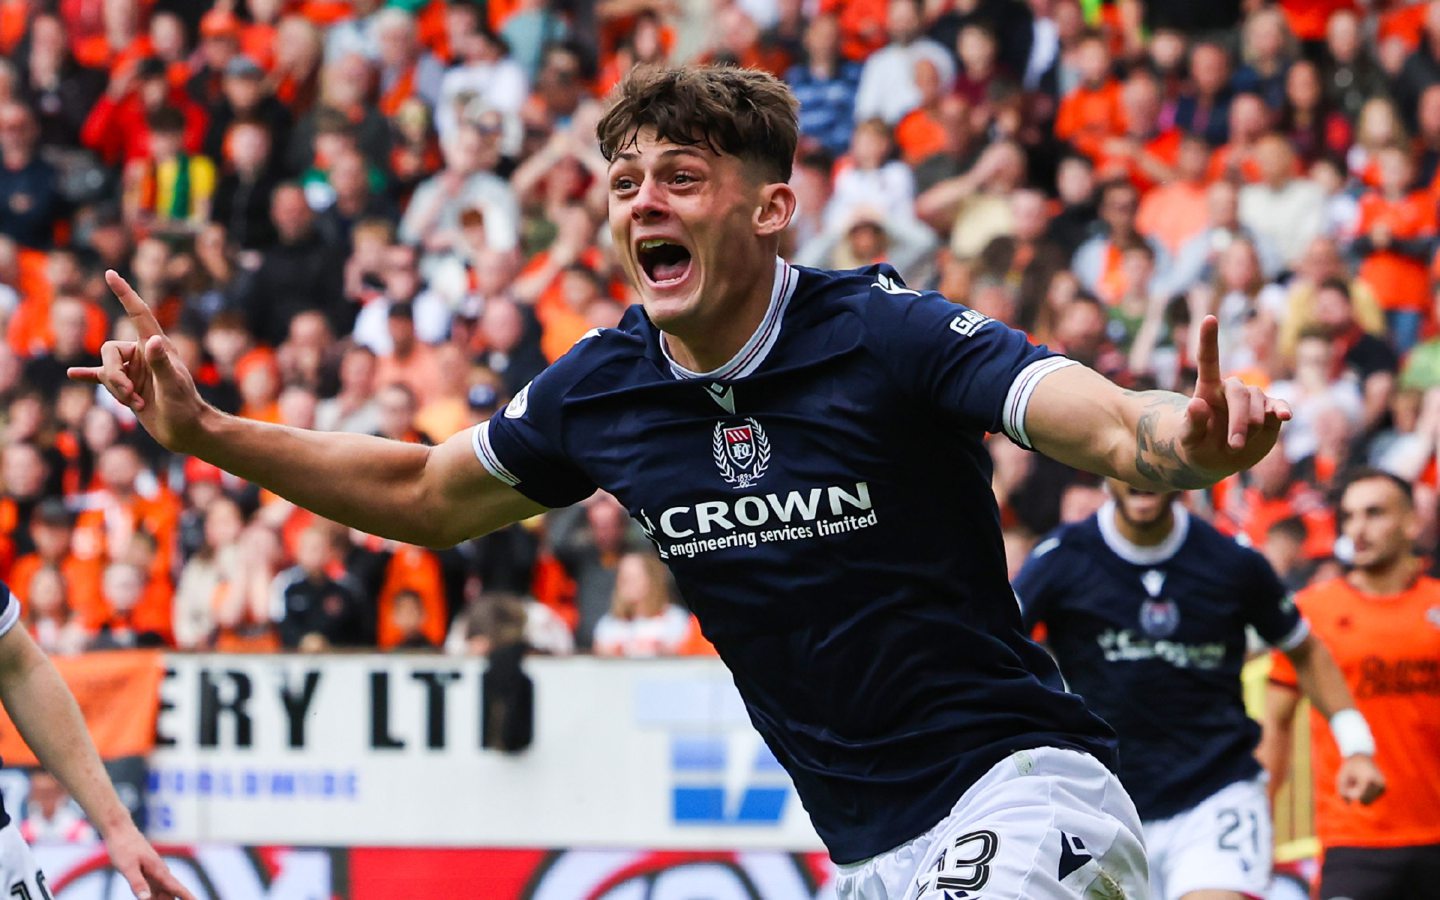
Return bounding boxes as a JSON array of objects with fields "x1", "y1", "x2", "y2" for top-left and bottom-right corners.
[
  {"x1": 833, "y1": 746, "x2": 1149, "y2": 899},
  {"x1": 1142, "y1": 776, "x2": 1272, "y2": 900},
  {"x1": 0, "y1": 822, "x2": 51, "y2": 900}
]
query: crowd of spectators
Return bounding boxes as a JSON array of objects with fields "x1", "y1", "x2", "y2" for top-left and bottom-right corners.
[{"x1": 2, "y1": 0, "x2": 1440, "y2": 659}]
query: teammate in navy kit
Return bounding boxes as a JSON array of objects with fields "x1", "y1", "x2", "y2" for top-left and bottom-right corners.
[
  {"x1": 75, "y1": 66, "x2": 1294, "y2": 898},
  {"x1": 0, "y1": 581, "x2": 190, "y2": 900},
  {"x1": 1015, "y1": 479, "x2": 1385, "y2": 900}
]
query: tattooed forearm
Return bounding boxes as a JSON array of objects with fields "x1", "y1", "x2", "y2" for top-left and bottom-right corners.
[{"x1": 1127, "y1": 390, "x2": 1214, "y2": 490}]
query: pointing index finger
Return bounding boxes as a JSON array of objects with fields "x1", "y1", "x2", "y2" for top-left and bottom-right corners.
[
  {"x1": 106, "y1": 269, "x2": 163, "y2": 340},
  {"x1": 1194, "y1": 314, "x2": 1221, "y2": 392}
]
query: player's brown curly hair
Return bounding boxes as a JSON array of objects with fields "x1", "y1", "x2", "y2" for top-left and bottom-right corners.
[{"x1": 596, "y1": 65, "x2": 800, "y2": 183}]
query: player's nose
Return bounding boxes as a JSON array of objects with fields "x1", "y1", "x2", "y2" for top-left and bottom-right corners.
[{"x1": 630, "y1": 177, "x2": 669, "y2": 221}]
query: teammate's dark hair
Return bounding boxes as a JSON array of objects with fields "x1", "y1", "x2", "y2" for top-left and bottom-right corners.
[
  {"x1": 597, "y1": 65, "x2": 800, "y2": 183},
  {"x1": 1266, "y1": 516, "x2": 1307, "y2": 543},
  {"x1": 1317, "y1": 276, "x2": 1351, "y2": 301},
  {"x1": 1336, "y1": 466, "x2": 1414, "y2": 508}
]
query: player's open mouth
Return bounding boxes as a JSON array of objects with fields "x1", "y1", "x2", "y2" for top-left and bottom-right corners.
[{"x1": 636, "y1": 238, "x2": 693, "y2": 287}]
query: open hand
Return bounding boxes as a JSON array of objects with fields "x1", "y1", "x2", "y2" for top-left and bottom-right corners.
[
  {"x1": 105, "y1": 827, "x2": 196, "y2": 900},
  {"x1": 1179, "y1": 315, "x2": 1291, "y2": 476},
  {"x1": 67, "y1": 271, "x2": 208, "y2": 453}
]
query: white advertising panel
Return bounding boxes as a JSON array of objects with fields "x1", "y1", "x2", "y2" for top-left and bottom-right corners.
[{"x1": 148, "y1": 655, "x2": 825, "y2": 850}]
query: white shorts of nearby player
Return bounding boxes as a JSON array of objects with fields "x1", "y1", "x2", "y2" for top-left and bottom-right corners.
[
  {"x1": 834, "y1": 747, "x2": 1148, "y2": 900},
  {"x1": 0, "y1": 822, "x2": 51, "y2": 900},
  {"x1": 1143, "y1": 776, "x2": 1272, "y2": 900}
]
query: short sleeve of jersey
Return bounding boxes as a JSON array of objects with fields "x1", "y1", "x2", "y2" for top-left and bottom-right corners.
[
  {"x1": 863, "y1": 267, "x2": 1075, "y2": 449},
  {"x1": 0, "y1": 583, "x2": 20, "y2": 639},
  {"x1": 472, "y1": 352, "x2": 598, "y2": 510},
  {"x1": 1240, "y1": 550, "x2": 1308, "y2": 651},
  {"x1": 1012, "y1": 533, "x2": 1064, "y2": 630}
]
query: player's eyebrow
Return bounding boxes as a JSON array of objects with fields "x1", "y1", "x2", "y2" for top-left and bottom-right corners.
[{"x1": 611, "y1": 147, "x2": 710, "y2": 165}]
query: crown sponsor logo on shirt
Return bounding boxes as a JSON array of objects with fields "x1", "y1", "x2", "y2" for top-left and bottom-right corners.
[{"x1": 713, "y1": 418, "x2": 771, "y2": 489}]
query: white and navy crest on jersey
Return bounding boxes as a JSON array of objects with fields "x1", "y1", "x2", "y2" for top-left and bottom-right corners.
[
  {"x1": 713, "y1": 419, "x2": 770, "y2": 488},
  {"x1": 1139, "y1": 599, "x2": 1181, "y2": 638}
]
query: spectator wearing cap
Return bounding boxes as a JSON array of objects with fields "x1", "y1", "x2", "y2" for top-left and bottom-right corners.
[
  {"x1": 201, "y1": 55, "x2": 294, "y2": 164},
  {"x1": 80, "y1": 55, "x2": 207, "y2": 167},
  {"x1": 436, "y1": 24, "x2": 528, "y2": 146},
  {"x1": 9, "y1": 498, "x2": 102, "y2": 635},
  {"x1": 788, "y1": 13, "x2": 862, "y2": 160},
  {"x1": 15, "y1": 13, "x2": 105, "y2": 150},
  {"x1": 188, "y1": 9, "x2": 244, "y2": 109},
  {"x1": 853, "y1": 0, "x2": 953, "y2": 125},
  {"x1": 233, "y1": 182, "x2": 348, "y2": 347},
  {"x1": 0, "y1": 102, "x2": 61, "y2": 249},
  {"x1": 315, "y1": 344, "x2": 382, "y2": 435}
]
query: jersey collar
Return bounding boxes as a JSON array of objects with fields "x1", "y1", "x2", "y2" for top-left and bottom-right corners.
[
  {"x1": 1097, "y1": 500, "x2": 1190, "y2": 566},
  {"x1": 661, "y1": 258, "x2": 797, "y2": 381}
]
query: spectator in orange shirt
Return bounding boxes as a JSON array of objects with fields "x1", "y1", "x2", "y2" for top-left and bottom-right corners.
[
  {"x1": 1212, "y1": 441, "x2": 1336, "y2": 560},
  {"x1": 1265, "y1": 471, "x2": 1440, "y2": 900},
  {"x1": 87, "y1": 563, "x2": 154, "y2": 649},
  {"x1": 1137, "y1": 134, "x2": 1213, "y2": 256},
  {"x1": 1054, "y1": 30, "x2": 1123, "y2": 161},
  {"x1": 375, "y1": 302, "x2": 444, "y2": 409},
  {"x1": 9, "y1": 499, "x2": 102, "y2": 630},
  {"x1": 1098, "y1": 70, "x2": 1180, "y2": 193},
  {"x1": 1351, "y1": 144, "x2": 1436, "y2": 351},
  {"x1": 73, "y1": 443, "x2": 181, "y2": 575}
]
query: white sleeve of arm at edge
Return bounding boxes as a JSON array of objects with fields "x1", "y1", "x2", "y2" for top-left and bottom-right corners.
[{"x1": 1001, "y1": 357, "x2": 1079, "y2": 450}]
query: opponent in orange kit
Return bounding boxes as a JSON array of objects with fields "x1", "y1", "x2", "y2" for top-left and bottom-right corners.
[{"x1": 1265, "y1": 468, "x2": 1440, "y2": 900}]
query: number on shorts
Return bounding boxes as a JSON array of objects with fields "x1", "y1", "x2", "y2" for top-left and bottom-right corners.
[
  {"x1": 933, "y1": 830, "x2": 999, "y2": 891},
  {"x1": 1217, "y1": 808, "x2": 1260, "y2": 856},
  {"x1": 9, "y1": 873, "x2": 52, "y2": 900}
]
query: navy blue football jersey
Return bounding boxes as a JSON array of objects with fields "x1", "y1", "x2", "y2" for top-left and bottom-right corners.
[
  {"x1": 1014, "y1": 503, "x2": 1308, "y2": 822},
  {"x1": 476, "y1": 260, "x2": 1116, "y2": 862}
]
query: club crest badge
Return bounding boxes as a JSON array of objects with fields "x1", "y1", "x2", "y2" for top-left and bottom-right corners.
[
  {"x1": 713, "y1": 418, "x2": 771, "y2": 489},
  {"x1": 1139, "y1": 599, "x2": 1180, "y2": 638}
]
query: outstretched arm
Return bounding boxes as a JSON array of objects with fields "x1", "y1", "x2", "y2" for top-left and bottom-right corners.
[
  {"x1": 1026, "y1": 316, "x2": 1291, "y2": 490},
  {"x1": 0, "y1": 626, "x2": 192, "y2": 900},
  {"x1": 70, "y1": 272, "x2": 545, "y2": 548}
]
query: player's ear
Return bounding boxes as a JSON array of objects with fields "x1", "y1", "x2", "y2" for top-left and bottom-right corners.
[{"x1": 753, "y1": 182, "x2": 797, "y2": 237}]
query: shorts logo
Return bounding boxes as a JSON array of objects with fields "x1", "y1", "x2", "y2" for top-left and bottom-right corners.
[
  {"x1": 1139, "y1": 599, "x2": 1180, "y2": 638},
  {"x1": 713, "y1": 418, "x2": 771, "y2": 489}
]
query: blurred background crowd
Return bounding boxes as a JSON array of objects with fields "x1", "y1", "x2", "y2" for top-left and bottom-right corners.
[{"x1": 0, "y1": 0, "x2": 1436, "y2": 660}]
